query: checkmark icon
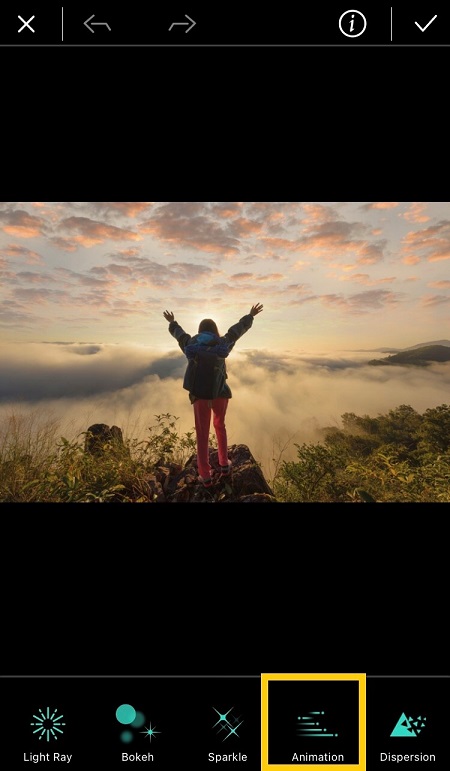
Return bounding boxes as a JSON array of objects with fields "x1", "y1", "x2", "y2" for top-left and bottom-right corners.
[{"x1": 414, "y1": 14, "x2": 437, "y2": 32}]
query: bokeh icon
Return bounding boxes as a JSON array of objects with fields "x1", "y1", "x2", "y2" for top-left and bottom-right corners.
[{"x1": 116, "y1": 703, "x2": 160, "y2": 744}]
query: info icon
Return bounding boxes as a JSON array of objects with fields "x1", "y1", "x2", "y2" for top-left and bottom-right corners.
[{"x1": 262, "y1": 673, "x2": 365, "y2": 771}]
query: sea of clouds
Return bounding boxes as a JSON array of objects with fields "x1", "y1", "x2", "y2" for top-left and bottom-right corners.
[{"x1": 1, "y1": 342, "x2": 450, "y2": 481}]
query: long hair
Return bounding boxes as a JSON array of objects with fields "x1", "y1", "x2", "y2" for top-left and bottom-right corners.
[{"x1": 198, "y1": 318, "x2": 220, "y2": 336}]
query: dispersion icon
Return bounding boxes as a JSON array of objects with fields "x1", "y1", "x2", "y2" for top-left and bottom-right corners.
[{"x1": 391, "y1": 713, "x2": 427, "y2": 737}]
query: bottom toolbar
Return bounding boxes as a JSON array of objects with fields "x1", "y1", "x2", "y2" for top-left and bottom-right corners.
[{"x1": 1, "y1": 674, "x2": 447, "y2": 770}]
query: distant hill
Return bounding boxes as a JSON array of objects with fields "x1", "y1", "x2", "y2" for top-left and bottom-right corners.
[
  {"x1": 368, "y1": 345, "x2": 450, "y2": 367},
  {"x1": 364, "y1": 339, "x2": 450, "y2": 354},
  {"x1": 402, "y1": 339, "x2": 450, "y2": 351}
]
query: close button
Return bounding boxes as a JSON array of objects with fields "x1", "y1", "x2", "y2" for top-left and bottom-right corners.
[{"x1": 18, "y1": 14, "x2": 35, "y2": 33}]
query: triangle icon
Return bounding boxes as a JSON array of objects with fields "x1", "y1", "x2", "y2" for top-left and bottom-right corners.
[{"x1": 391, "y1": 713, "x2": 415, "y2": 737}]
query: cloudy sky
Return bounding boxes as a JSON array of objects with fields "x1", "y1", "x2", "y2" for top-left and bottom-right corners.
[
  {"x1": 1, "y1": 201, "x2": 450, "y2": 477},
  {"x1": 2, "y1": 201, "x2": 450, "y2": 350}
]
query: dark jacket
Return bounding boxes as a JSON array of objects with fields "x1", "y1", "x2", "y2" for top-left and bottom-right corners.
[{"x1": 168, "y1": 314, "x2": 254, "y2": 402}]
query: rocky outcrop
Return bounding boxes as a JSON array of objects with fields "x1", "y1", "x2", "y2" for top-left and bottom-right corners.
[
  {"x1": 84, "y1": 423, "x2": 125, "y2": 455},
  {"x1": 84, "y1": 424, "x2": 277, "y2": 502},
  {"x1": 144, "y1": 444, "x2": 277, "y2": 503}
]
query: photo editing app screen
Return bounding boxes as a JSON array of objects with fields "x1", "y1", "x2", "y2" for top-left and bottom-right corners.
[{"x1": 2, "y1": 674, "x2": 448, "y2": 770}]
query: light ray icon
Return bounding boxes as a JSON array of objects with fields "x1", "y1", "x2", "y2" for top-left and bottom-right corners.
[{"x1": 30, "y1": 707, "x2": 65, "y2": 741}]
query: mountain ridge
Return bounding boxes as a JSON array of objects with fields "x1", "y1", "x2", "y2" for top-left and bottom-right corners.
[
  {"x1": 368, "y1": 345, "x2": 450, "y2": 367},
  {"x1": 362, "y1": 339, "x2": 450, "y2": 353}
]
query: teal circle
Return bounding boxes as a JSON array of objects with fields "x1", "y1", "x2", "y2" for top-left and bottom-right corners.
[
  {"x1": 120, "y1": 730, "x2": 134, "y2": 743},
  {"x1": 131, "y1": 711, "x2": 146, "y2": 728},
  {"x1": 116, "y1": 704, "x2": 136, "y2": 724}
]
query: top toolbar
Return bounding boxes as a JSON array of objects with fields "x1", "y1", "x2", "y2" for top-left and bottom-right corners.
[{"x1": 1, "y1": 5, "x2": 450, "y2": 46}]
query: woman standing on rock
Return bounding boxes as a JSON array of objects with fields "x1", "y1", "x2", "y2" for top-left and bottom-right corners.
[{"x1": 163, "y1": 304, "x2": 263, "y2": 489}]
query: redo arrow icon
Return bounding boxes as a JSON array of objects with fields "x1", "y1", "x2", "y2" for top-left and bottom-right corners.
[{"x1": 168, "y1": 14, "x2": 196, "y2": 33}]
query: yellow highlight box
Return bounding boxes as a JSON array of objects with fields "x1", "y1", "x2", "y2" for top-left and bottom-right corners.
[{"x1": 261, "y1": 673, "x2": 366, "y2": 771}]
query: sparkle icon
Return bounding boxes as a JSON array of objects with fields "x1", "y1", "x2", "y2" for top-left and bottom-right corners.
[
  {"x1": 30, "y1": 707, "x2": 65, "y2": 741},
  {"x1": 141, "y1": 723, "x2": 161, "y2": 742},
  {"x1": 213, "y1": 707, "x2": 243, "y2": 741}
]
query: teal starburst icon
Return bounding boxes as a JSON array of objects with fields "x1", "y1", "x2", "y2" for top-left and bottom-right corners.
[
  {"x1": 213, "y1": 707, "x2": 243, "y2": 740},
  {"x1": 141, "y1": 723, "x2": 161, "y2": 742},
  {"x1": 30, "y1": 707, "x2": 65, "y2": 741}
]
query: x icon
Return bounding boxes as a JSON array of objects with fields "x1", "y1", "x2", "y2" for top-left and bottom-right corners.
[{"x1": 18, "y1": 15, "x2": 35, "y2": 33}]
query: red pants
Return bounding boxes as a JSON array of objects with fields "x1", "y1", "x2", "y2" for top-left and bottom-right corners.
[{"x1": 193, "y1": 397, "x2": 229, "y2": 479}]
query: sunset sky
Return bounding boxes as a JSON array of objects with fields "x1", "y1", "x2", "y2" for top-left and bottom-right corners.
[
  {"x1": 2, "y1": 201, "x2": 450, "y2": 351},
  {"x1": 2, "y1": 201, "x2": 450, "y2": 476}
]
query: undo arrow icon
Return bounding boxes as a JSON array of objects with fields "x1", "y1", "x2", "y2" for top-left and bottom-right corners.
[{"x1": 84, "y1": 14, "x2": 112, "y2": 33}]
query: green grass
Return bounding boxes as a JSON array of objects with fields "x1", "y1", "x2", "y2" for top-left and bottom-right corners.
[
  {"x1": 4, "y1": 403, "x2": 447, "y2": 502},
  {"x1": 0, "y1": 412, "x2": 197, "y2": 503}
]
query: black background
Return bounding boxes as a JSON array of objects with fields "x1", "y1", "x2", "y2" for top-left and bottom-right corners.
[{"x1": 268, "y1": 679, "x2": 360, "y2": 764}]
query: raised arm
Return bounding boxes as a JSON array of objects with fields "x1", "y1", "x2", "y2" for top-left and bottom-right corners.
[
  {"x1": 224, "y1": 303, "x2": 264, "y2": 347},
  {"x1": 163, "y1": 310, "x2": 192, "y2": 351}
]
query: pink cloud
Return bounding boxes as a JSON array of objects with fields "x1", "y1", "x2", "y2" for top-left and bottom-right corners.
[
  {"x1": 428, "y1": 280, "x2": 450, "y2": 288},
  {"x1": 402, "y1": 255, "x2": 421, "y2": 265},
  {"x1": 90, "y1": 202, "x2": 153, "y2": 217},
  {"x1": 256, "y1": 273, "x2": 285, "y2": 282},
  {"x1": 402, "y1": 203, "x2": 430, "y2": 223},
  {"x1": 421, "y1": 294, "x2": 450, "y2": 307},
  {"x1": 262, "y1": 237, "x2": 302, "y2": 251},
  {"x1": 13, "y1": 287, "x2": 69, "y2": 304},
  {"x1": 115, "y1": 248, "x2": 142, "y2": 259},
  {"x1": 140, "y1": 203, "x2": 240, "y2": 255},
  {"x1": 15, "y1": 272, "x2": 56, "y2": 284},
  {"x1": 339, "y1": 273, "x2": 396, "y2": 285},
  {"x1": 301, "y1": 203, "x2": 338, "y2": 224},
  {"x1": 229, "y1": 217, "x2": 263, "y2": 236},
  {"x1": 402, "y1": 221, "x2": 450, "y2": 262},
  {"x1": 263, "y1": 212, "x2": 386, "y2": 268},
  {"x1": 50, "y1": 237, "x2": 79, "y2": 252},
  {"x1": 2, "y1": 243, "x2": 43, "y2": 263},
  {"x1": 0, "y1": 209, "x2": 47, "y2": 238},
  {"x1": 211, "y1": 203, "x2": 243, "y2": 218},
  {"x1": 231, "y1": 272, "x2": 254, "y2": 281},
  {"x1": 296, "y1": 288, "x2": 404, "y2": 314},
  {"x1": 60, "y1": 216, "x2": 142, "y2": 247},
  {"x1": 363, "y1": 202, "x2": 400, "y2": 210}
]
